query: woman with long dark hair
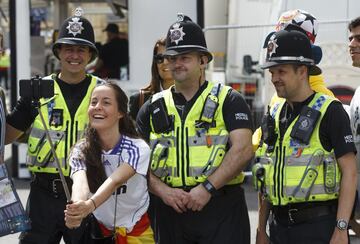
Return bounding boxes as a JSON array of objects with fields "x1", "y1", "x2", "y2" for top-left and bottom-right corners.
[
  {"x1": 129, "y1": 37, "x2": 174, "y2": 120},
  {"x1": 65, "y1": 82, "x2": 154, "y2": 243}
]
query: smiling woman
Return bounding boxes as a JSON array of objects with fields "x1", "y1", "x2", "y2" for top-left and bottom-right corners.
[
  {"x1": 128, "y1": 37, "x2": 174, "y2": 121},
  {"x1": 88, "y1": 85, "x2": 123, "y2": 135},
  {"x1": 65, "y1": 82, "x2": 155, "y2": 243}
]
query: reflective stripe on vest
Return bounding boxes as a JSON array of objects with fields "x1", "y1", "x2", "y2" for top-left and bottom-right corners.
[
  {"x1": 149, "y1": 82, "x2": 244, "y2": 187},
  {"x1": 255, "y1": 93, "x2": 340, "y2": 206},
  {"x1": 27, "y1": 74, "x2": 100, "y2": 175}
]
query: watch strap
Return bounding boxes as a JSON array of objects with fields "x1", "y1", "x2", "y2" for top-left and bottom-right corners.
[
  {"x1": 202, "y1": 179, "x2": 217, "y2": 195},
  {"x1": 336, "y1": 219, "x2": 348, "y2": 230}
]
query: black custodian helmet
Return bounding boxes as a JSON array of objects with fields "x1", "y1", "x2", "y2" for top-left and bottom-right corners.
[
  {"x1": 164, "y1": 13, "x2": 213, "y2": 62},
  {"x1": 52, "y1": 8, "x2": 98, "y2": 63},
  {"x1": 262, "y1": 29, "x2": 321, "y2": 75}
]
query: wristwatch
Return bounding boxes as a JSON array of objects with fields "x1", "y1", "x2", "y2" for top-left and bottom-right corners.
[
  {"x1": 336, "y1": 219, "x2": 348, "y2": 230},
  {"x1": 202, "y1": 179, "x2": 217, "y2": 195}
]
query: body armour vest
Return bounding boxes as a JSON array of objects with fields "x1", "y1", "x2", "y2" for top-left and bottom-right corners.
[
  {"x1": 254, "y1": 93, "x2": 341, "y2": 206},
  {"x1": 27, "y1": 74, "x2": 100, "y2": 176},
  {"x1": 149, "y1": 81, "x2": 244, "y2": 187}
]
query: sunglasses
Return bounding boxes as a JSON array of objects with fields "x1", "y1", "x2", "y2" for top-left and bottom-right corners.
[{"x1": 154, "y1": 54, "x2": 165, "y2": 64}]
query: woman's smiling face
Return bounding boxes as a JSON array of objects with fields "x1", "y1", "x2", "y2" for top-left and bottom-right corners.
[{"x1": 88, "y1": 85, "x2": 123, "y2": 132}]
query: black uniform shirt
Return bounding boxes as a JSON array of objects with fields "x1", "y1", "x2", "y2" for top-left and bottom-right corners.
[
  {"x1": 136, "y1": 80, "x2": 253, "y2": 142},
  {"x1": 7, "y1": 75, "x2": 91, "y2": 131},
  {"x1": 128, "y1": 90, "x2": 152, "y2": 121},
  {"x1": 279, "y1": 92, "x2": 356, "y2": 158}
]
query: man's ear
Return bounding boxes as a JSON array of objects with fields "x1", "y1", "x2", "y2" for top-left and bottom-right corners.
[
  {"x1": 296, "y1": 65, "x2": 308, "y2": 77},
  {"x1": 200, "y1": 56, "x2": 208, "y2": 66}
]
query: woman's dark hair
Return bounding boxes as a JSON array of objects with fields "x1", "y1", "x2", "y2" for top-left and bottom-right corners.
[
  {"x1": 141, "y1": 37, "x2": 166, "y2": 94},
  {"x1": 83, "y1": 82, "x2": 138, "y2": 192}
]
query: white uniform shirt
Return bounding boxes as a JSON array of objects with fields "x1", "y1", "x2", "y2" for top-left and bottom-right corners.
[
  {"x1": 69, "y1": 135, "x2": 150, "y2": 231},
  {"x1": 350, "y1": 87, "x2": 360, "y2": 172}
]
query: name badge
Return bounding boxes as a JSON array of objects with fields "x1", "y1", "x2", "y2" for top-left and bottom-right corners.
[{"x1": 50, "y1": 109, "x2": 63, "y2": 127}]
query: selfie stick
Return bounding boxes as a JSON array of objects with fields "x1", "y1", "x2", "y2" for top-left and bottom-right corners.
[
  {"x1": 29, "y1": 76, "x2": 71, "y2": 202},
  {"x1": 36, "y1": 110, "x2": 72, "y2": 202}
]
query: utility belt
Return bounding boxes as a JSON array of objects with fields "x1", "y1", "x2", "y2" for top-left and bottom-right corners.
[
  {"x1": 272, "y1": 200, "x2": 337, "y2": 226},
  {"x1": 32, "y1": 173, "x2": 72, "y2": 199},
  {"x1": 179, "y1": 184, "x2": 241, "y2": 197}
]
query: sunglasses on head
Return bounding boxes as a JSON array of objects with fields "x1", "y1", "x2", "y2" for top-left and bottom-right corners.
[{"x1": 154, "y1": 54, "x2": 165, "y2": 64}]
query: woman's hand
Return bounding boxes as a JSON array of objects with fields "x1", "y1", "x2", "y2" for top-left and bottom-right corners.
[{"x1": 64, "y1": 200, "x2": 95, "y2": 228}]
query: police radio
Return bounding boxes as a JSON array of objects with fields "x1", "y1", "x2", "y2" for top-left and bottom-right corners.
[
  {"x1": 261, "y1": 106, "x2": 277, "y2": 151},
  {"x1": 150, "y1": 97, "x2": 174, "y2": 133},
  {"x1": 199, "y1": 94, "x2": 219, "y2": 124}
]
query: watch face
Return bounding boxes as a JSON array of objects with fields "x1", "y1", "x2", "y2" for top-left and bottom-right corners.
[{"x1": 337, "y1": 219, "x2": 348, "y2": 230}]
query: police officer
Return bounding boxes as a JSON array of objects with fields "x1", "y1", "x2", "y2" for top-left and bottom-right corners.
[
  {"x1": 254, "y1": 29, "x2": 357, "y2": 244},
  {"x1": 136, "y1": 14, "x2": 254, "y2": 243},
  {"x1": 6, "y1": 9, "x2": 103, "y2": 244},
  {"x1": 252, "y1": 10, "x2": 335, "y2": 152}
]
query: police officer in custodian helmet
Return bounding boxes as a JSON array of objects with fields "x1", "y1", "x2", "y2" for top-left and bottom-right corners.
[
  {"x1": 6, "y1": 8, "x2": 103, "y2": 243},
  {"x1": 254, "y1": 29, "x2": 357, "y2": 244},
  {"x1": 136, "y1": 14, "x2": 254, "y2": 243}
]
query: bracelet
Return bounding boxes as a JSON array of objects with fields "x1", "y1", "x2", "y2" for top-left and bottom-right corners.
[{"x1": 90, "y1": 198, "x2": 97, "y2": 210}]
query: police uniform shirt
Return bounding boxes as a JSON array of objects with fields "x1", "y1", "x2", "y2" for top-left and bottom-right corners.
[
  {"x1": 7, "y1": 75, "x2": 92, "y2": 131},
  {"x1": 279, "y1": 92, "x2": 356, "y2": 159},
  {"x1": 69, "y1": 135, "x2": 150, "y2": 231},
  {"x1": 136, "y1": 80, "x2": 254, "y2": 142}
]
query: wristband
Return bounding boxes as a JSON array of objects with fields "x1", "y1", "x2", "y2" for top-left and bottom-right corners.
[{"x1": 90, "y1": 198, "x2": 97, "y2": 210}]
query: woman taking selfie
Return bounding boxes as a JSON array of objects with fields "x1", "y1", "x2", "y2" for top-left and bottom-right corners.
[{"x1": 64, "y1": 82, "x2": 154, "y2": 243}]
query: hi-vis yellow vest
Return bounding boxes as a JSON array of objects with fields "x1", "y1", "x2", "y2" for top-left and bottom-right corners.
[
  {"x1": 149, "y1": 82, "x2": 244, "y2": 187},
  {"x1": 254, "y1": 93, "x2": 341, "y2": 206},
  {"x1": 27, "y1": 74, "x2": 99, "y2": 176}
]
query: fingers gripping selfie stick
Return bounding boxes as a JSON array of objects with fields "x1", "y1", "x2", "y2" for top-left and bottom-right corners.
[{"x1": 20, "y1": 76, "x2": 71, "y2": 202}]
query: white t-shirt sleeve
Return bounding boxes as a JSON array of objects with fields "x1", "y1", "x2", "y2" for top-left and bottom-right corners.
[
  {"x1": 350, "y1": 87, "x2": 360, "y2": 137},
  {"x1": 121, "y1": 137, "x2": 150, "y2": 176},
  {"x1": 69, "y1": 142, "x2": 87, "y2": 178}
]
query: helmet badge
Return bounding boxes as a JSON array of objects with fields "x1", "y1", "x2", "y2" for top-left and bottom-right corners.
[
  {"x1": 66, "y1": 7, "x2": 84, "y2": 37},
  {"x1": 74, "y1": 7, "x2": 83, "y2": 17},
  {"x1": 170, "y1": 23, "x2": 186, "y2": 45},
  {"x1": 267, "y1": 35, "x2": 278, "y2": 58},
  {"x1": 177, "y1": 13, "x2": 184, "y2": 22}
]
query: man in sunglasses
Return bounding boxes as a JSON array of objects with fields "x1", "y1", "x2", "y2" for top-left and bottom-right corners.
[{"x1": 136, "y1": 14, "x2": 254, "y2": 243}]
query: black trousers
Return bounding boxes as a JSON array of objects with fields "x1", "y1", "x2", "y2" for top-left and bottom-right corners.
[
  {"x1": 269, "y1": 212, "x2": 349, "y2": 244},
  {"x1": 19, "y1": 178, "x2": 86, "y2": 244},
  {"x1": 154, "y1": 185, "x2": 250, "y2": 244}
]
